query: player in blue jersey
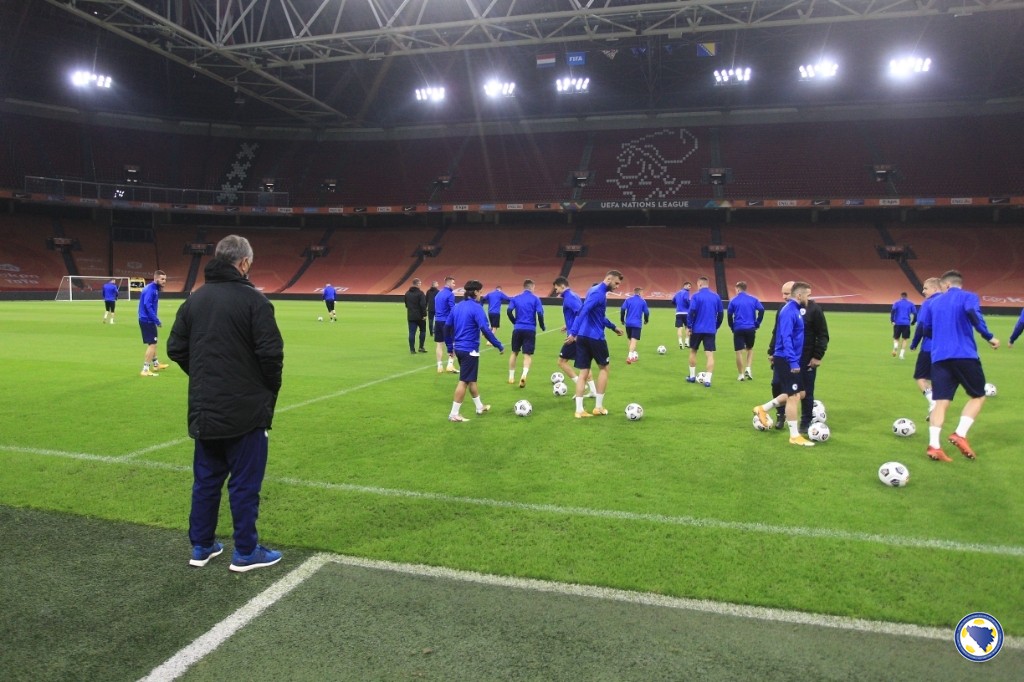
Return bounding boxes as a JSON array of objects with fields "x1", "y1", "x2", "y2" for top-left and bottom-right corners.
[
  {"x1": 917, "y1": 270, "x2": 999, "y2": 461},
  {"x1": 138, "y1": 270, "x2": 168, "y2": 376},
  {"x1": 447, "y1": 280, "x2": 504, "y2": 422},
  {"x1": 322, "y1": 283, "x2": 337, "y2": 322},
  {"x1": 1009, "y1": 306, "x2": 1024, "y2": 348},
  {"x1": 754, "y1": 282, "x2": 816, "y2": 447},
  {"x1": 102, "y1": 278, "x2": 119, "y2": 324},
  {"x1": 553, "y1": 277, "x2": 596, "y2": 398},
  {"x1": 909, "y1": 278, "x2": 942, "y2": 420},
  {"x1": 566, "y1": 270, "x2": 625, "y2": 418},
  {"x1": 672, "y1": 281, "x2": 692, "y2": 349},
  {"x1": 619, "y1": 287, "x2": 649, "y2": 364},
  {"x1": 685, "y1": 276, "x2": 724, "y2": 387},
  {"x1": 506, "y1": 279, "x2": 546, "y2": 387},
  {"x1": 891, "y1": 291, "x2": 917, "y2": 359},
  {"x1": 481, "y1": 286, "x2": 511, "y2": 335},
  {"x1": 433, "y1": 276, "x2": 458, "y2": 373},
  {"x1": 727, "y1": 281, "x2": 765, "y2": 381}
]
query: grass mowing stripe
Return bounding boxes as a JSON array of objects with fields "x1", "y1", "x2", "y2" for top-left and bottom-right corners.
[
  {"x1": 322, "y1": 554, "x2": 1024, "y2": 650},
  {"x1": 3, "y1": 442, "x2": 1023, "y2": 559},
  {"x1": 137, "y1": 554, "x2": 331, "y2": 682}
]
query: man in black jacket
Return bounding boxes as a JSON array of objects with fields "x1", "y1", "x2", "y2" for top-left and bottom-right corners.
[
  {"x1": 168, "y1": 235, "x2": 285, "y2": 573},
  {"x1": 404, "y1": 278, "x2": 428, "y2": 353},
  {"x1": 425, "y1": 280, "x2": 440, "y2": 334}
]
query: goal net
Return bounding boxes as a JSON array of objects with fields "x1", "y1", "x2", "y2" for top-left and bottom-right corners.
[{"x1": 55, "y1": 276, "x2": 134, "y2": 302}]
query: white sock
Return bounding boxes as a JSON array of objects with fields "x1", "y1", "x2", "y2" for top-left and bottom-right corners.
[
  {"x1": 745, "y1": 366, "x2": 751, "y2": 375},
  {"x1": 688, "y1": 366, "x2": 696, "y2": 378},
  {"x1": 509, "y1": 370, "x2": 515, "y2": 382},
  {"x1": 761, "y1": 399, "x2": 778, "y2": 411},
  {"x1": 705, "y1": 372, "x2": 712, "y2": 383},
  {"x1": 956, "y1": 416, "x2": 974, "y2": 438},
  {"x1": 929, "y1": 426, "x2": 941, "y2": 449},
  {"x1": 899, "y1": 350, "x2": 905, "y2": 359},
  {"x1": 575, "y1": 397, "x2": 584, "y2": 412},
  {"x1": 472, "y1": 396, "x2": 484, "y2": 410},
  {"x1": 739, "y1": 373, "x2": 745, "y2": 380},
  {"x1": 522, "y1": 367, "x2": 530, "y2": 378},
  {"x1": 923, "y1": 388, "x2": 933, "y2": 401},
  {"x1": 587, "y1": 380, "x2": 596, "y2": 394},
  {"x1": 438, "y1": 361, "x2": 443, "y2": 370},
  {"x1": 788, "y1": 420, "x2": 799, "y2": 437},
  {"x1": 595, "y1": 393, "x2": 604, "y2": 409},
  {"x1": 450, "y1": 401, "x2": 461, "y2": 417}
]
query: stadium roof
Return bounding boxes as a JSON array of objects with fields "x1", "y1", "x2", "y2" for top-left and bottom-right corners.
[{"x1": 2, "y1": 0, "x2": 1023, "y2": 130}]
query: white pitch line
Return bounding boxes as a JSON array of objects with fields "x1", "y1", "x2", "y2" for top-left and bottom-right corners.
[
  {"x1": 136, "y1": 554, "x2": 331, "y2": 682},
  {"x1": 3, "y1": 442, "x2": 1024, "y2": 558},
  {"x1": 138, "y1": 549, "x2": 1021, "y2": 682}
]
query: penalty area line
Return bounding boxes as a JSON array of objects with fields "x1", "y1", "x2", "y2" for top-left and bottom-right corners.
[{"x1": 136, "y1": 554, "x2": 331, "y2": 682}]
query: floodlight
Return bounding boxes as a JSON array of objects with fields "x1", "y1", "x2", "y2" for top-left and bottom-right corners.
[
  {"x1": 70, "y1": 70, "x2": 113, "y2": 89},
  {"x1": 713, "y1": 68, "x2": 751, "y2": 85},
  {"x1": 799, "y1": 60, "x2": 838, "y2": 80},
  {"x1": 889, "y1": 56, "x2": 932, "y2": 77},
  {"x1": 556, "y1": 77, "x2": 589, "y2": 93},
  {"x1": 483, "y1": 80, "x2": 516, "y2": 98},
  {"x1": 415, "y1": 86, "x2": 446, "y2": 102}
]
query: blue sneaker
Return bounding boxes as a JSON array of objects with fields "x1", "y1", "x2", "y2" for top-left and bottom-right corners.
[
  {"x1": 703, "y1": 381, "x2": 712, "y2": 388},
  {"x1": 189, "y1": 542, "x2": 224, "y2": 567},
  {"x1": 229, "y1": 545, "x2": 282, "y2": 573},
  {"x1": 685, "y1": 376, "x2": 696, "y2": 383}
]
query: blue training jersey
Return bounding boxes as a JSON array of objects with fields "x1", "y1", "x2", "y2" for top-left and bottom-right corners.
[
  {"x1": 507, "y1": 291, "x2": 545, "y2": 331},
  {"x1": 1011, "y1": 308, "x2": 1024, "y2": 345},
  {"x1": 672, "y1": 289, "x2": 690, "y2": 314},
  {"x1": 773, "y1": 299, "x2": 804, "y2": 369},
  {"x1": 727, "y1": 291, "x2": 765, "y2": 331},
  {"x1": 561, "y1": 288, "x2": 582, "y2": 333},
  {"x1": 433, "y1": 286, "x2": 455, "y2": 323},
  {"x1": 450, "y1": 298, "x2": 503, "y2": 352},
  {"x1": 620, "y1": 295, "x2": 649, "y2": 328},
  {"x1": 323, "y1": 286, "x2": 336, "y2": 302},
  {"x1": 918, "y1": 286, "x2": 993, "y2": 362},
  {"x1": 138, "y1": 282, "x2": 161, "y2": 325},
  {"x1": 891, "y1": 298, "x2": 917, "y2": 325},
  {"x1": 481, "y1": 289, "x2": 510, "y2": 315},
  {"x1": 102, "y1": 282, "x2": 119, "y2": 302},
  {"x1": 687, "y1": 287, "x2": 724, "y2": 334},
  {"x1": 569, "y1": 282, "x2": 618, "y2": 340},
  {"x1": 910, "y1": 292, "x2": 940, "y2": 353}
]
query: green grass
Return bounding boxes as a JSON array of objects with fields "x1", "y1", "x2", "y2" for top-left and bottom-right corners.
[{"x1": 1, "y1": 299, "x2": 1022, "y2": 635}]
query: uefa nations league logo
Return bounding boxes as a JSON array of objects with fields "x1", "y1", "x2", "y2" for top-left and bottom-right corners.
[{"x1": 954, "y1": 612, "x2": 1003, "y2": 662}]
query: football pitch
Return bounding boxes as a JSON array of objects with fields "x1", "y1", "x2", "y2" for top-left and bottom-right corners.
[{"x1": 1, "y1": 299, "x2": 1022, "y2": 680}]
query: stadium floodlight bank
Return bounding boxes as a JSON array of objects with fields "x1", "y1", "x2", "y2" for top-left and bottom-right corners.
[{"x1": 55, "y1": 276, "x2": 135, "y2": 301}]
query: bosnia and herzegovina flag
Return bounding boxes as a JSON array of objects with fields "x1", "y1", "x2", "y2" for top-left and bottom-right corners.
[
  {"x1": 697, "y1": 42, "x2": 717, "y2": 57},
  {"x1": 536, "y1": 53, "x2": 556, "y2": 68}
]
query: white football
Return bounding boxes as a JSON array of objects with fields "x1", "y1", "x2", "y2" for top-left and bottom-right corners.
[
  {"x1": 550, "y1": 372, "x2": 565, "y2": 384},
  {"x1": 696, "y1": 371, "x2": 709, "y2": 385},
  {"x1": 752, "y1": 413, "x2": 773, "y2": 431},
  {"x1": 892, "y1": 418, "x2": 916, "y2": 437},
  {"x1": 317, "y1": 316, "x2": 324, "y2": 322},
  {"x1": 656, "y1": 345, "x2": 667, "y2": 355},
  {"x1": 552, "y1": 381, "x2": 568, "y2": 397},
  {"x1": 811, "y1": 403, "x2": 827, "y2": 423},
  {"x1": 807, "y1": 422, "x2": 831, "y2": 442},
  {"x1": 624, "y1": 403, "x2": 644, "y2": 420},
  {"x1": 878, "y1": 461, "x2": 910, "y2": 487},
  {"x1": 984, "y1": 382, "x2": 997, "y2": 397},
  {"x1": 514, "y1": 399, "x2": 533, "y2": 417}
]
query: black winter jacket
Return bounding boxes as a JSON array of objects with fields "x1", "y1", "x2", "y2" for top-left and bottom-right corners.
[
  {"x1": 167, "y1": 259, "x2": 284, "y2": 439},
  {"x1": 404, "y1": 286, "x2": 427, "y2": 321}
]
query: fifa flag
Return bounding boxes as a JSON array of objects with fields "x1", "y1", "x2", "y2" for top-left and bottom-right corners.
[
  {"x1": 566, "y1": 52, "x2": 586, "y2": 66},
  {"x1": 697, "y1": 42, "x2": 717, "y2": 57},
  {"x1": 536, "y1": 53, "x2": 556, "y2": 68}
]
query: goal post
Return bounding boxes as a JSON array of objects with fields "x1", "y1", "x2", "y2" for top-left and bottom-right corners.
[{"x1": 55, "y1": 276, "x2": 133, "y2": 302}]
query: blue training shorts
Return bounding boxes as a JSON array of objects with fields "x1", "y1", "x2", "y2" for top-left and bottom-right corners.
[
  {"x1": 511, "y1": 329, "x2": 536, "y2": 355},
  {"x1": 913, "y1": 350, "x2": 932, "y2": 381},
  {"x1": 575, "y1": 336, "x2": 610, "y2": 370},
  {"x1": 733, "y1": 329, "x2": 756, "y2": 351},
  {"x1": 139, "y1": 321, "x2": 159, "y2": 345},
  {"x1": 772, "y1": 362, "x2": 805, "y2": 396},
  {"x1": 455, "y1": 350, "x2": 480, "y2": 383},
  {"x1": 559, "y1": 339, "x2": 577, "y2": 361},
  {"x1": 689, "y1": 331, "x2": 717, "y2": 352},
  {"x1": 931, "y1": 358, "x2": 986, "y2": 401}
]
